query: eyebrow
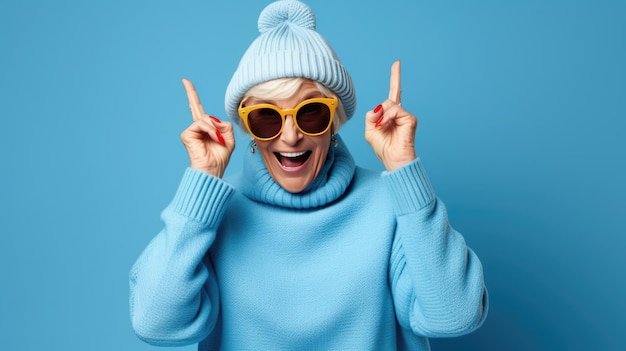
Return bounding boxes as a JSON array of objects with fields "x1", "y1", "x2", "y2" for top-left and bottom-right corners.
[
  {"x1": 247, "y1": 91, "x2": 325, "y2": 106},
  {"x1": 302, "y1": 91, "x2": 325, "y2": 100}
]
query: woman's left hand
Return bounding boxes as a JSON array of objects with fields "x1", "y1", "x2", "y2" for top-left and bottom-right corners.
[{"x1": 365, "y1": 60, "x2": 418, "y2": 171}]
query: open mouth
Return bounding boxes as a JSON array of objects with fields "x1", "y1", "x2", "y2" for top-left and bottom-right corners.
[{"x1": 274, "y1": 151, "x2": 312, "y2": 168}]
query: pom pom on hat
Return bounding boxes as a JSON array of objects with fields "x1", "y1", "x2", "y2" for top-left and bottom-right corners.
[
  {"x1": 225, "y1": 0, "x2": 356, "y2": 125},
  {"x1": 257, "y1": 0, "x2": 316, "y2": 33}
]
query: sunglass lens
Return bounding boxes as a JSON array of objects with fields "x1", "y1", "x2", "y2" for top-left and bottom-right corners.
[
  {"x1": 296, "y1": 103, "x2": 331, "y2": 134},
  {"x1": 248, "y1": 108, "x2": 283, "y2": 139}
]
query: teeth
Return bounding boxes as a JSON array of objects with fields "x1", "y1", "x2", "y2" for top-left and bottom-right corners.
[{"x1": 279, "y1": 151, "x2": 306, "y2": 158}]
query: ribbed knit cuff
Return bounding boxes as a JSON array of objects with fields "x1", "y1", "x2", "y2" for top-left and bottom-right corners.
[
  {"x1": 382, "y1": 158, "x2": 436, "y2": 216},
  {"x1": 169, "y1": 168, "x2": 235, "y2": 227}
]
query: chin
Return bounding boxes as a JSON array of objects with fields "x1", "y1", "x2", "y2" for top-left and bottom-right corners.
[
  {"x1": 267, "y1": 151, "x2": 322, "y2": 193},
  {"x1": 274, "y1": 173, "x2": 315, "y2": 193}
]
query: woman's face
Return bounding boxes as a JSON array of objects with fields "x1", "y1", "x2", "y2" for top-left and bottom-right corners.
[{"x1": 245, "y1": 80, "x2": 332, "y2": 193}]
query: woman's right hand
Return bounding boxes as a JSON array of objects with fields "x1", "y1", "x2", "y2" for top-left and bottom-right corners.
[{"x1": 180, "y1": 79, "x2": 235, "y2": 178}]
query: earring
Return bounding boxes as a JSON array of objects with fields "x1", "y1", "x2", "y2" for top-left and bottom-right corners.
[
  {"x1": 331, "y1": 134, "x2": 338, "y2": 148},
  {"x1": 250, "y1": 140, "x2": 256, "y2": 153}
]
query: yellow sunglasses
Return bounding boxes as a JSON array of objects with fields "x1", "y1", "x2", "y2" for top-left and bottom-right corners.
[{"x1": 238, "y1": 97, "x2": 337, "y2": 141}]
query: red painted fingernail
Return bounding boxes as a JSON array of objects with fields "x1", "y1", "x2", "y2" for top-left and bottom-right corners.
[
  {"x1": 216, "y1": 130, "x2": 226, "y2": 146},
  {"x1": 209, "y1": 116, "x2": 221, "y2": 123},
  {"x1": 373, "y1": 104, "x2": 383, "y2": 113},
  {"x1": 375, "y1": 116, "x2": 384, "y2": 128}
]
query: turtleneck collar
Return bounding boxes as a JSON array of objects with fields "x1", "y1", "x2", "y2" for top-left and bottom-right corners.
[{"x1": 238, "y1": 134, "x2": 355, "y2": 209}]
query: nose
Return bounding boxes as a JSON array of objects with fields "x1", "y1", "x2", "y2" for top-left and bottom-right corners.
[{"x1": 279, "y1": 114, "x2": 303, "y2": 145}]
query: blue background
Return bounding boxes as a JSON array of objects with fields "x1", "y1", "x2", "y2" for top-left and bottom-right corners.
[{"x1": 1, "y1": 0, "x2": 624, "y2": 350}]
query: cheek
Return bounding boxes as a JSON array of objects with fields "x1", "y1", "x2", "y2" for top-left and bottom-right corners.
[
  {"x1": 261, "y1": 151, "x2": 277, "y2": 169},
  {"x1": 255, "y1": 142, "x2": 276, "y2": 165},
  {"x1": 312, "y1": 138, "x2": 331, "y2": 167}
]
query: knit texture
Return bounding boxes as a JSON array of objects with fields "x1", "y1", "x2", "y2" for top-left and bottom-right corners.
[
  {"x1": 129, "y1": 139, "x2": 488, "y2": 349},
  {"x1": 238, "y1": 135, "x2": 354, "y2": 209},
  {"x1": 224, "y1": 0, "x2": 356, "y2": 124}
]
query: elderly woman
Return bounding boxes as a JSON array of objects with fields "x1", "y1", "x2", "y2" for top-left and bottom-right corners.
[{"x1": 129, "y1": 0, "x2": 488, "y2": 349}]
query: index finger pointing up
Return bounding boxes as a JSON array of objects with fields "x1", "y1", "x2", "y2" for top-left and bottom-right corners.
[
  {"x1": 182, "y1": 78, "x2": 205, "y2": 121},
  {"x1": 388, "y1": 60, "x2": 402, "y2": 104}
]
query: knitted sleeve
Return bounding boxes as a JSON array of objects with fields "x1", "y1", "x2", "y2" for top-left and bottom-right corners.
[
  {"x1": 129, "y1": 168, "x2": 234, "y2": 345},
  {"x1": 384, "y1": 159, "x2": 488, "y2": 337}
]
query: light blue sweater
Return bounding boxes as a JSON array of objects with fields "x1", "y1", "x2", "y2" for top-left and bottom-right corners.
[{"x1": 129, "y1": 137, "x2": 488, "y2": 350}]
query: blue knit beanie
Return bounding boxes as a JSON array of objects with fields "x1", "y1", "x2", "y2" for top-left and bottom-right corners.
[{"x1": 224, "y1": 0, "x2": 356, "y2": 124}]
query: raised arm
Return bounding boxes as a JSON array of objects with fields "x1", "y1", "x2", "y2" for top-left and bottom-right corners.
[
  {"x1": 129, "y1": 169, "x2": 233, "y2": 345},
  {"x1": 129, "y1": 79, "x2": 236, "y2": 344},
  {"x1": 384, "y1": 160, "x2": 488, "y2": 337},
  {"x1": 368, "y1": 61, "x2": 488, "y2": 336}
]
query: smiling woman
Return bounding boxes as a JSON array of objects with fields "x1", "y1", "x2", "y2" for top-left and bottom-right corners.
[
  {"x1": 242, "y1": 79, "x2": 337, "y2": 193},
  {"x1": 129, "y1": 0, "x2": 488, "y2": 349}
]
